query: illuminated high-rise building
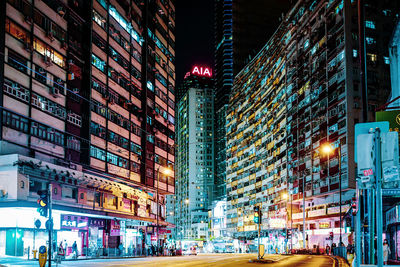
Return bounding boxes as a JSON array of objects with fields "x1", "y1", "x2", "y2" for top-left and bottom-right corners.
[
  {"x1": 214, "y1": 0, "x2": 292, "y2": 204},
  {"x1": 173, "y1": 66, "x2": 214, "y2": 242},
  {"x1": 0, "y1": 0, "x2": 175, "y2": 257},
  {"x1": 226, "y1": 0, "x2": 399, "y2": 251}
]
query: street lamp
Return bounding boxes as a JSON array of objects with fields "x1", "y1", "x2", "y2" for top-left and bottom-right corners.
[
  {"x1": 282, "y1": 192, "x2": 289, "y2": 254},
  {"x1": 321, "y1": 143, "x2": 343, "y2": 246},
  {"x1": 156, "y1": 167, "x2": 173, "y2": 256}
]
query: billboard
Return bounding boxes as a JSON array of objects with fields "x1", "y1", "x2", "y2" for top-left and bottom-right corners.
[{"x1": 376, "y1": 110, "x2": 400, "y2": 132}]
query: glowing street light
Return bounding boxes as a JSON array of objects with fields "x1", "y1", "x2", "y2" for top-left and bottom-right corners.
[
  {"x1": 184, "y1": 199, "x2": 189, "y2": 205},
  {"x1": 321, "y1": 142, "x2": 343, "y2": 246},
  {"x1": 156, "y1": 166, "x2": 173, "y2": 256},
  {"x1": 321, "y1": 143, "x2": 334, "y2": 155},
  {"x1": 162, "y1": 167, "x2": 173, "y2": 176}
]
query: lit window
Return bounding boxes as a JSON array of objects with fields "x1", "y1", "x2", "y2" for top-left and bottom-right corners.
[
  {"x1": 366, "y1": 37, "x2": 376, "y2": 45},
  {"x1": 384, "y1": 56, "x2": 390, "y2": 65},
  {"x1": 365, "y1": 21, "x2": 376, "y2": 29},
  {"x1": 93, "y1": 10, "x2": 106, "y2": 29},
  {"x1": 353, "y1": 49, "x2": 358, "y2": 58},
  {"x1": 91, "y1": 54, "x2": 106, "y2": 72},
  {"x1": 368, "y1": 53, "x2": 377, "y2": 62},
  {"x1": 304, "y1": 40, "x2": 309, "y2": 49},
  {"x1": 147, "y1": 81, "x2": 154, "y2": 91}
]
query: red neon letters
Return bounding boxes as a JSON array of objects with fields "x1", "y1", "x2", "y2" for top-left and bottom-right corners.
[{"x1": 192, "y1": 66, "x2": 212, "y2": 77}]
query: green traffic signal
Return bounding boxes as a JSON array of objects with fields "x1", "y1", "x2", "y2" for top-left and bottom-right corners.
[{"x1": 254, "y1": 212, "x2": 259, "y2": 223}]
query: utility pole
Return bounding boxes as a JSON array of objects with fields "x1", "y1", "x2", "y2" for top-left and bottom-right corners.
[
  {"x1": 258, "y1": 215, "x2": 261, "y2": 259},
  {"x1": 302, "y1": 174, "x2": 306, "y2": 249},
  {"x1": 48, "y1": 183, "x2": 53, "y2": 267},
  {"x1": 355, "y1": 179, "x2": 361, "y2": 267},
  {"x1": 338, "y1": 145, "x2": 342, "y2": 245},
  {"x1": 375, "y1": 128, "x2": 383, "y2": 267},
  {"x1": 156, "y1": 167, "x2": 160, "y2": 256}
]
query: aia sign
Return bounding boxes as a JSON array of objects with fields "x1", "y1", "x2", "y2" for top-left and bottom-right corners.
[{"x1": 192, "y1": 66, "x2": 212, "y2": 77}]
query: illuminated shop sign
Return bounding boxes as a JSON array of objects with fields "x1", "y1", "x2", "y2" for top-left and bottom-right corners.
[
  {"x1": 60, "y1": 215, "x2": 89, "y2": 230},
  {"x1": 268, "y1": 218, "x2": 286, "y2": 229},
  {"x1": 191, "y1": 66, "x2": 212, "y2": 77},
  {"x1": 319, "y1": 222, "x2": 330, "y2": 229},
  {"x1": 327, "y1": 204, "x2": 350, "y2": 215},
  {"x1": 110, "y1": 220, "x2": 120, "y2": 236},
  {"x1": 307, "y1": 208, "x2": 326, "y2": 218},
  {"x1": 89, "y1": 218, "x2": 105, "y2": 228}
]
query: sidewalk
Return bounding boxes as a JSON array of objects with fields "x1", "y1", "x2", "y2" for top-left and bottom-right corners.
[{"x1": 0, "y1": 254, "x2": 164, "y2": 266}]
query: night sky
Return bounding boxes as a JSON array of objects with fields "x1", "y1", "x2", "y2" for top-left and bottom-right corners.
[{"x1": 175, "y1": 0, "x2": 214, "y2": 85}]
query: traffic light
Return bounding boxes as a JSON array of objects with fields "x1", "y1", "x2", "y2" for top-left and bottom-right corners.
[
  {"x1": 37, "y1": 190, "x2": 48, "y2": 217},
  {"x1": 287, "y1": 230, "x2": 292, "y2": 239},
  {"x1": 351, "y1": 197, "x2": 357, "y2": 216},
  {"x1": 254, "y1": 206, "x2": 261, "y2": 224}
]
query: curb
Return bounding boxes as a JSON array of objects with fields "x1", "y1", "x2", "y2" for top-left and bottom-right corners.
[
  {"x1": 28, "y1": 255, "x2": 152, "y2": 262},
  {"x1": 329, "y1": 256, "x2": 350, "y2": 267}
]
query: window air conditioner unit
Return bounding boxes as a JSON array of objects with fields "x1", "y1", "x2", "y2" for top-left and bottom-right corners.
[{"x1": 49, "y1": 87, "x2": 59, "y2": 97}]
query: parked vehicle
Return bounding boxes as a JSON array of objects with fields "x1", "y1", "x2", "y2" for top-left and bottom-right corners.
[{"x1": 184, "y1": 246, "x2": 197, "y2": 256}]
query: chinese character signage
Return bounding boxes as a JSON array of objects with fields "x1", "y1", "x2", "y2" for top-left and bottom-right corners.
[
  {"x1": 376, "y1": 110, "x2": 400, "y2": 132},
  {"x1": 110, "y1": 220, "x2": 120, "y2": 236},
  {"x1": 61, "y1": 215, "x2": 89, "y2": 230},
  {"x1": 89, "y1": 218, "x2": 105, "y2": 228}
]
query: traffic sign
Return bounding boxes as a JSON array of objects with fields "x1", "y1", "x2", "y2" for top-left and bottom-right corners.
[
  {"x1": 355, "y1": 122, "x2": 389, "y2": 162},
  {"x1": 34, "y1": 219, "x2": 41, "y2": 229}
]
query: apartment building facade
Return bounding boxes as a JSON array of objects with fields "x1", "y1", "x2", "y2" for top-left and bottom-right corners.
[
  {"x1": 226, "y1": 0, "x2": 399, "y2": 251},
  {"x1": 0, "y1": 0, "x2": 175, "y2": 257}
]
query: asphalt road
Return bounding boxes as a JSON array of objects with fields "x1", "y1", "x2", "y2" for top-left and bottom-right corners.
[{"x1": 0, "y1": 254, "x2": 338, "y2": 267}]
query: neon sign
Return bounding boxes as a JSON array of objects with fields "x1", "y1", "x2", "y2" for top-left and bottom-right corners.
[{"x1": 191, "y1": 66, "x2": 212, "y2": 77}]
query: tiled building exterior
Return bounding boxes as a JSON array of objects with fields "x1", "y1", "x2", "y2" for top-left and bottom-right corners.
[
  {"x1": 174, "y1": 73, "x2": 214, "y2": 241},
  {"x1": 0, "y1": 0, "x2": 175, "y2": 256},
  {"x1": 226, "y1": 0, "x2": 399, "y2": 246},
  {"x1": 213, "y1": 0, "x2": 292, "y2": 205}
]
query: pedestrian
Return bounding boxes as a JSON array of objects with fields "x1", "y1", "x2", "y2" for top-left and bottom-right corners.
[
  {"x1": 118, "y1": 243, "x2": 124, "y2": 256},
  {"x1": 57, "y1": 242, "x2": 65, "y2": 263},
  {"x1": 326, "y1": 244, "x2": 330, "y2": 255},
  {"x1": 72, "y1": 241, "x2": 78, "y2": 259},
  {"x1": 383, "y1": 239, "x2": 391, "y2": 265}
]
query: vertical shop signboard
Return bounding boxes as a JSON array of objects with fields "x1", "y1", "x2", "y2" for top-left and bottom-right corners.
[{"x1": 110, "y1": 220, "x2": 120, "y2": 236}]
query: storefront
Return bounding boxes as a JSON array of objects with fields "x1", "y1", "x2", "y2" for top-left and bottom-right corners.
[
  {"x1": 0, "y1": 207, "x2": 153, "y2": 258},
  {"x1": 88, "y1": 218, "x2": 106, "y2": 257},
  {"x1": 0, "y1": 208, "x2": 61, "y2": 257},
  {"x1": 58, "y1": 214, "x2": 89, "y2": 256},
  {"x1": 386, "y1": 205, "x2": 400, "y2": 261}
]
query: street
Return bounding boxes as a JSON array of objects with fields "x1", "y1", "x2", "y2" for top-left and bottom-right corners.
[{"x1": 0, "y1": 254, "x2": 340, "y2": 267}]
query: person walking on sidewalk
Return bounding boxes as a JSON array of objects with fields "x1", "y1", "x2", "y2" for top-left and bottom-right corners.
[
  {"x1": 57, "y1": 242, "x2": 65, "y2": 263},
  {"x1": 383, "y1": 239, "x2": 391, "y2": 265},
  {"x1": 72, "y1": 241, "x2": 78, "y2": 259}
]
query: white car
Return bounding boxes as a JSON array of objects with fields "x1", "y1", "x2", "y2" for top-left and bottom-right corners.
[{"x1": 184, "y1": 247, "x2": 197, "y2": 255}]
